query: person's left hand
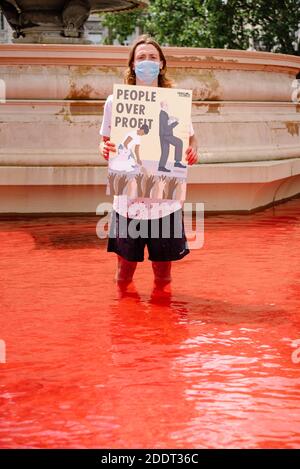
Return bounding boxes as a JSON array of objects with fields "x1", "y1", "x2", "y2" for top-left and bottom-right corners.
[{"x1": 185, "y1": 145, "x2": 198, "y2": 165}]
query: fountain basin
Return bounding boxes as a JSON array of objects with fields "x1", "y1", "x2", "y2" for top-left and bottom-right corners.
[{"x1": 0, "y1": 44, "x2": 300, "y2": 213}]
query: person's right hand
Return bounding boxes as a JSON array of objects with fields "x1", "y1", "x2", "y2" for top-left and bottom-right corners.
[{"x1": 99, "y1": 138, "x2": 116, "y2": 161}]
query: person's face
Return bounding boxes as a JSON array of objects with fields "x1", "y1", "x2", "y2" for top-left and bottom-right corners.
[
  {"x1": 137, "y1": 128, "x2": 145, "y2": 136},
  {"x1": 161, "y1": 101, "x2": 168, "y2": 112},
  {"x1": 133, "y1": 43, "x2": 163, "y2": 70}
]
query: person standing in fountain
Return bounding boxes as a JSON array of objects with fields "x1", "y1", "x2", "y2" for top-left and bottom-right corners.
[{"x1": 99, "y1": 35, "x2": 198, "y2": 286}]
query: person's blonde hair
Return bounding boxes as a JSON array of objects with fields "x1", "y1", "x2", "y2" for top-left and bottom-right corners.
[{"x1": 124, "y1": 34, "x2": 173, "y2": 88}]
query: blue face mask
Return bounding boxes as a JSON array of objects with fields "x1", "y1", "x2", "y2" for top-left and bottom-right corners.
[{"x1": 134, "y1": 60, "x2": 160, "y2": 84}]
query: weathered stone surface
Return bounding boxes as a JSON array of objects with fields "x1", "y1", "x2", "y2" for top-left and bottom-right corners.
[{"x1": 0, "y1": 43, "x2": 300, "y2": 212}]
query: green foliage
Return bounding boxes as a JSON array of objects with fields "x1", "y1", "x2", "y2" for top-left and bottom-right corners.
[
  {"x1": 99, "y1": 0, "x2": 300, "y2": 55},
  {"x1": 100, "y1": 10, "x2": 143, "y2": 45},
  {"x1": 140, "y1": 0, "x2": 206, "y2": 47},
  {"x1": 249, "y1": 0, "x2": 300, "y2": 54}
]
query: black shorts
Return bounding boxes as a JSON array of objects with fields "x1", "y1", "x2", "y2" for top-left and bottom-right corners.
[{"x1": 107, "y1": 208, "x2": 190, "y2": 262}]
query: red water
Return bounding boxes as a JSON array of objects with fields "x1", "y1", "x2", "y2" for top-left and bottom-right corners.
[{"x1": 0, "y1": 197, "x2": 300, "y2": 449}]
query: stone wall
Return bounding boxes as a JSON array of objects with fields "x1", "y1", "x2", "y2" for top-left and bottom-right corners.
[{"x1": 0, "y1": 44, "x2": 300, "y2": 213}]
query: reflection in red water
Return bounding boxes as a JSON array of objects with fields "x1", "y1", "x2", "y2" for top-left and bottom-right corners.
[{"x1": 0, "y1": 197, "x2": 300, "y2": 448}]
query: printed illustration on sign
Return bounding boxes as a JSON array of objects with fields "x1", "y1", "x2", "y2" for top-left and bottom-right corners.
[{"x1": 106, "y1": 84, "x2": 192, "y2": 201}]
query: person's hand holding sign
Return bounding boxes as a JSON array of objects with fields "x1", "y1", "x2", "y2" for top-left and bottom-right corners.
[
  {"x1": 185, "y1": 134, "x2": 198, "y2": 165},
  {"x1": 99, "y1": 136, "x2": 116, "y2": 161}
]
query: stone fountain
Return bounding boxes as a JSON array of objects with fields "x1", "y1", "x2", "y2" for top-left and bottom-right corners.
[
  {"x1": 0, "y1": 1, "x2": 148, "y2": 43},
  {"x1": 0, "y1": 1, "x2": 300, "y2": 214}
]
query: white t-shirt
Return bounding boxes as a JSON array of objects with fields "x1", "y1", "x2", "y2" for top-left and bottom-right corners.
[
  {"x1": 99, "y1": 93, "x2": 195, "y2": 220},
  {"x1": 122, "y1": 130, "x2": 141, "y2": 151}
]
